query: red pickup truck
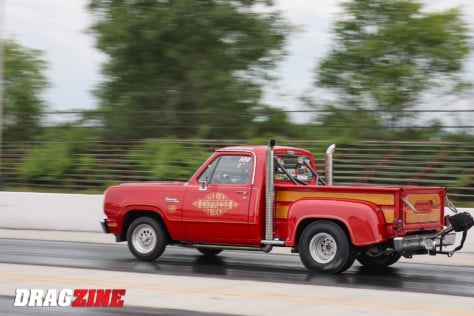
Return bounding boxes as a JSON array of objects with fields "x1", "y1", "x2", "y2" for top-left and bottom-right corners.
[{"x1": 101, "y1": 141, "x2": 473, "y2": 273}]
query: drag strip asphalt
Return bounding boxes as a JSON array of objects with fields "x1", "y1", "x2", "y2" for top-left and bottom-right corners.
[{"x1": 1, "y1": 238, "x2": 474, "y2": 298}]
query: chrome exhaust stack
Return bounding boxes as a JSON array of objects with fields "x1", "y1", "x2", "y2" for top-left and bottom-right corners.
[
  {"x1": 264, "y1": 139, "x2": 276, "y2": 241},
  {"x1": 325, "y1": 144, "x2": 336, "y2": 186},
  {"x1": 261, "y1": 139, "x2": 285, "y2": 248}
]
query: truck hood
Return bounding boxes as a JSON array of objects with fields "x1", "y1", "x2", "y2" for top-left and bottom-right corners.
[
  {"x1": 104, "y1": 181, "x2": 188, "y2": 214},
  {"x1": 117, "y1": 181, "x2": 186, "y2": 187},
  {"x1": 105, "y1": 181, "x2": 187, "y2": 195}
]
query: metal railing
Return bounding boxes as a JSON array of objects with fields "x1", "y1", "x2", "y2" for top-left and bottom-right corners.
[{"x1": 1, "y1": 139, "x2": 474, "y2": 203}]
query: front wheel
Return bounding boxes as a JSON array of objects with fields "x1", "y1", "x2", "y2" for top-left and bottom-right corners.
[
  {"x1": 298, "y1": 221, "x2": 355, "y2": 274},
  {"x1": 127, "y1": 216, "x2": 167, "y2": 261}
]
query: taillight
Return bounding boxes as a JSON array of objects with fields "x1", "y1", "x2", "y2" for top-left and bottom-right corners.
[
  {"x1": 444, "y1": 215, "x2": 451, "y2": 227},
  {"x1": 393, "y1": 218, "x2": 403, "y2": 231}
]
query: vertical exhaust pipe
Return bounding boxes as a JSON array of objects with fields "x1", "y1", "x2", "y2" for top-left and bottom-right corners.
[
  {"x1": 265, "y1": 139, "x2": 276, "y2": 241},
  {"x1": 325, "y1": 144, "x2": 336, "y2": 186}
]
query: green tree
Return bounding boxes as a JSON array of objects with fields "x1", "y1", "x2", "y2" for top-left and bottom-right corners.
[
  {"x1": 313, "y1": 0, "x2": 471, "y2": 132},
  {"x1": 18, "y1": 126, "x2": 99, "y2": 185},
  {"x1": 3, "y1": 40, "x2": 49, "y2": 141},
  {"x1": 87, "y1": 0, "x2": 289, "y2": 140},
  {"x1": 246, "y1": 105, "x2": 292, "y2": 138}
]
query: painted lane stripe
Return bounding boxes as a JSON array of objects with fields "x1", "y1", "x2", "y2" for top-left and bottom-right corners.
[{"x1": 1, "y1": 271, "x2": 473, "y2": 316}]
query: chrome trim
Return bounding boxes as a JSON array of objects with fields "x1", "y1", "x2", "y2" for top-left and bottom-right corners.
[
  {"x1": 236, "y1": 190, "x2": 248, "y2": 198},
  {"x1": 402, "y1": 197, "x2": 418, "y2": 214},
  {"x1": 445, "y1": 196, "x2": 459, "y2": 214},
  {"x1": 165, "y1": 197, "x2": 179, "y2": 203}
]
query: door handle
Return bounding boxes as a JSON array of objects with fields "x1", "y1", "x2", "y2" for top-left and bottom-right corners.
[{"x1": 236, "y1": 191, "x2": 248, "y2": 197}]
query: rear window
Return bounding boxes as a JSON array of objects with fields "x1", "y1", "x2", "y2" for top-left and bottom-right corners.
[{"x1": 275, "y1": 154, "x2": 314, "y2": 182}]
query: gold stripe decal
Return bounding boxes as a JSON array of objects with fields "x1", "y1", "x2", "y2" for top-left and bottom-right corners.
[
  {"x1": 405, "y1": 194, "x2": 441, "y2": 224},
  {"x1": 275, "y1": 191, "x2": 395, "y2": 219},
  {"x1": 382, "y1": 209, "x2": 395, "y2": 224},
  {"x1": 276, "y1": 205, "x2": 290, "y2": 219},
  {"x1": 276, "y1": 191, "x2": 395, "y2": 206},
  {"x1": 406, "y1": 194, "x2": 441, "y2": 205}
]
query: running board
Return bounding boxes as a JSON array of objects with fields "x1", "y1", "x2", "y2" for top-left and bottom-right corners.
[
  {"x1": 261, "y1": 239, "x2": 286, "y2": 246},
  {"x1": 188, "y1": 243, "x2": 274, "y2": 253}
]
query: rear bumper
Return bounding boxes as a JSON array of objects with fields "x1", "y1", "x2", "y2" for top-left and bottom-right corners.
[
  {"x1": 393, "y1": 232, "x2": 456, "y2": 254},
  {"x1": 394, "y1": 211, "x2": 473, "y2": 255}
]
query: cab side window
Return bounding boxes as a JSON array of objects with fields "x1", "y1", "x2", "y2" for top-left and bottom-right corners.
[
  {"x1": 198, "y1": 157, "x2": 220, "y2": 183},
  {"x1": 198, "y1": 155, "x2": 252, "y2": 185}
]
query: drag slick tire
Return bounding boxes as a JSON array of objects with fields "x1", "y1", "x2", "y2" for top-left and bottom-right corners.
[
  {"x1": 127, "y1": 216, "x2": 167, "y2": 261},
  {"x1": 299, "y1": 221, "x2": 355, "y2": 274},
  {"x1": 197, "y1": 247, "x2": 223, "y2": 256},
  {"x1": 356, "y1": 252, "x2": 401, "y2": 268}
]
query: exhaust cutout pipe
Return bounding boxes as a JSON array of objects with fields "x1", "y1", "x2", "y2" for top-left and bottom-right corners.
[{"x1": 325, "y1": 144, "x2": 336, "y2": 186}]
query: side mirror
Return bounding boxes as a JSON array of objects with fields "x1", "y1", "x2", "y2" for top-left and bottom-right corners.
[{"x1": 200, "y1": 177, "x2": 209, "y2": 191}]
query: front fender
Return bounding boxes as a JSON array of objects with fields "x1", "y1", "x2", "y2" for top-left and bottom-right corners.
[
  {"x1": 108, "y1": 204, "x2": 166, "y2": 235},
  {"x1": 119, "y1": 204, "x2": 185, "y2": 241},
  {"x1": 285, "y1": 199, "x2": 388, "y2": 247}
]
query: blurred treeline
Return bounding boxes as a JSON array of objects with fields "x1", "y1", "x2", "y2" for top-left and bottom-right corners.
[{"x1": 2, "y1": 0, "x2": 474, "y2": 200}]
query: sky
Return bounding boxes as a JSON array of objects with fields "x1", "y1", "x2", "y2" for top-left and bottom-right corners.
[{"x1": 3, "y1": 0, "x2": 474, "y2": 125}]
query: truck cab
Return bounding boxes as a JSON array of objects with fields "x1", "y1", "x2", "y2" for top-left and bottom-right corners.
[{"x1": 101, "y1": 141, "x2": 473, "y2": 273}]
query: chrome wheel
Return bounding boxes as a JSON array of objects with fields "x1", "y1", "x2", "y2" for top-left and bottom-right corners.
[
  {"x1": 299, "y1": 221, "x2": 354, "y2": 273},
  {"x1": 309, "y1": 232, "x2": 337, "y2": 264},
  {"x1": 127, "y1": 216, "x2": 167, "y2": 261},
  {"x1": 131, "y1": 223, "x2": 157, "y2": 254}
]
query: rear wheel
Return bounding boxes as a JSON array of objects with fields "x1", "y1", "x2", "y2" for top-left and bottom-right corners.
[
  {"x1": 127, "y1": 216, "x2": 167, "y2": 261},
  {"x1": 298, "y1": 221, "x2": 355, "y2": 274},
  {"x1": 197, "y1": 247, "x2": 223, "y2": 256},
  {"x1": 356, "y1": 252, "x2": 401, "y2": 268}
]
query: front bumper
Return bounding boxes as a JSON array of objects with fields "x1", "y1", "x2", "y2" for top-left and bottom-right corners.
[
  {"x1": 100, "y1": 219, "x2": 110, "y2": 234},
  {"x1": 394, "y1": 211, "x2": 473, "y2": 256},
  {"x1": 101, "y1": 219, "x2": 124, "y2": 242}
]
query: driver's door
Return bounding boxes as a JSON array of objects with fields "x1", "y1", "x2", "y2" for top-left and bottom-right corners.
[{"x1": 182, "y1": 154, "x2": 253, "y2": 244}]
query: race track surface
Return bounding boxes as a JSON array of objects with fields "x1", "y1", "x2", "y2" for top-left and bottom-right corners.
[{"x1": 1, "y1": 238, "x2": 474, "y2": 297}]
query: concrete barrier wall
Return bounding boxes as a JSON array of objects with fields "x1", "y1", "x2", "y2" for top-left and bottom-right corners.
[
  {"x1": 0, "y1": 192, "x2": 473, "y2": 252},
  {"x1": 0, "y1": 192, "x2": 104, "y2": 232}
]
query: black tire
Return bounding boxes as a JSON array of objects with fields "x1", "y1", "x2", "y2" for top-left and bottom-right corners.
[
  {"x1": 196, "y1": 247, "x2": 223, "y2": 256},
  {"x1": 356, "y1": 252, "x2": 401, "y2": 268},
  {"x1": 127, "y1": 216, "x2": 167, "y2": 261},
  {"x1": 298, "y1": 221, "x2": 355, "y2": 274}
]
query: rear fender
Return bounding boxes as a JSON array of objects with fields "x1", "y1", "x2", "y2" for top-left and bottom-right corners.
[{"x1": 285, "y1": 199, "x2": 388, "y2": 247}]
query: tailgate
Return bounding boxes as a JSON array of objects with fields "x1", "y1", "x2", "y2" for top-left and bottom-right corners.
[{"x1": 400, "y1": 187, "x2": 445, "y2": 230}]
